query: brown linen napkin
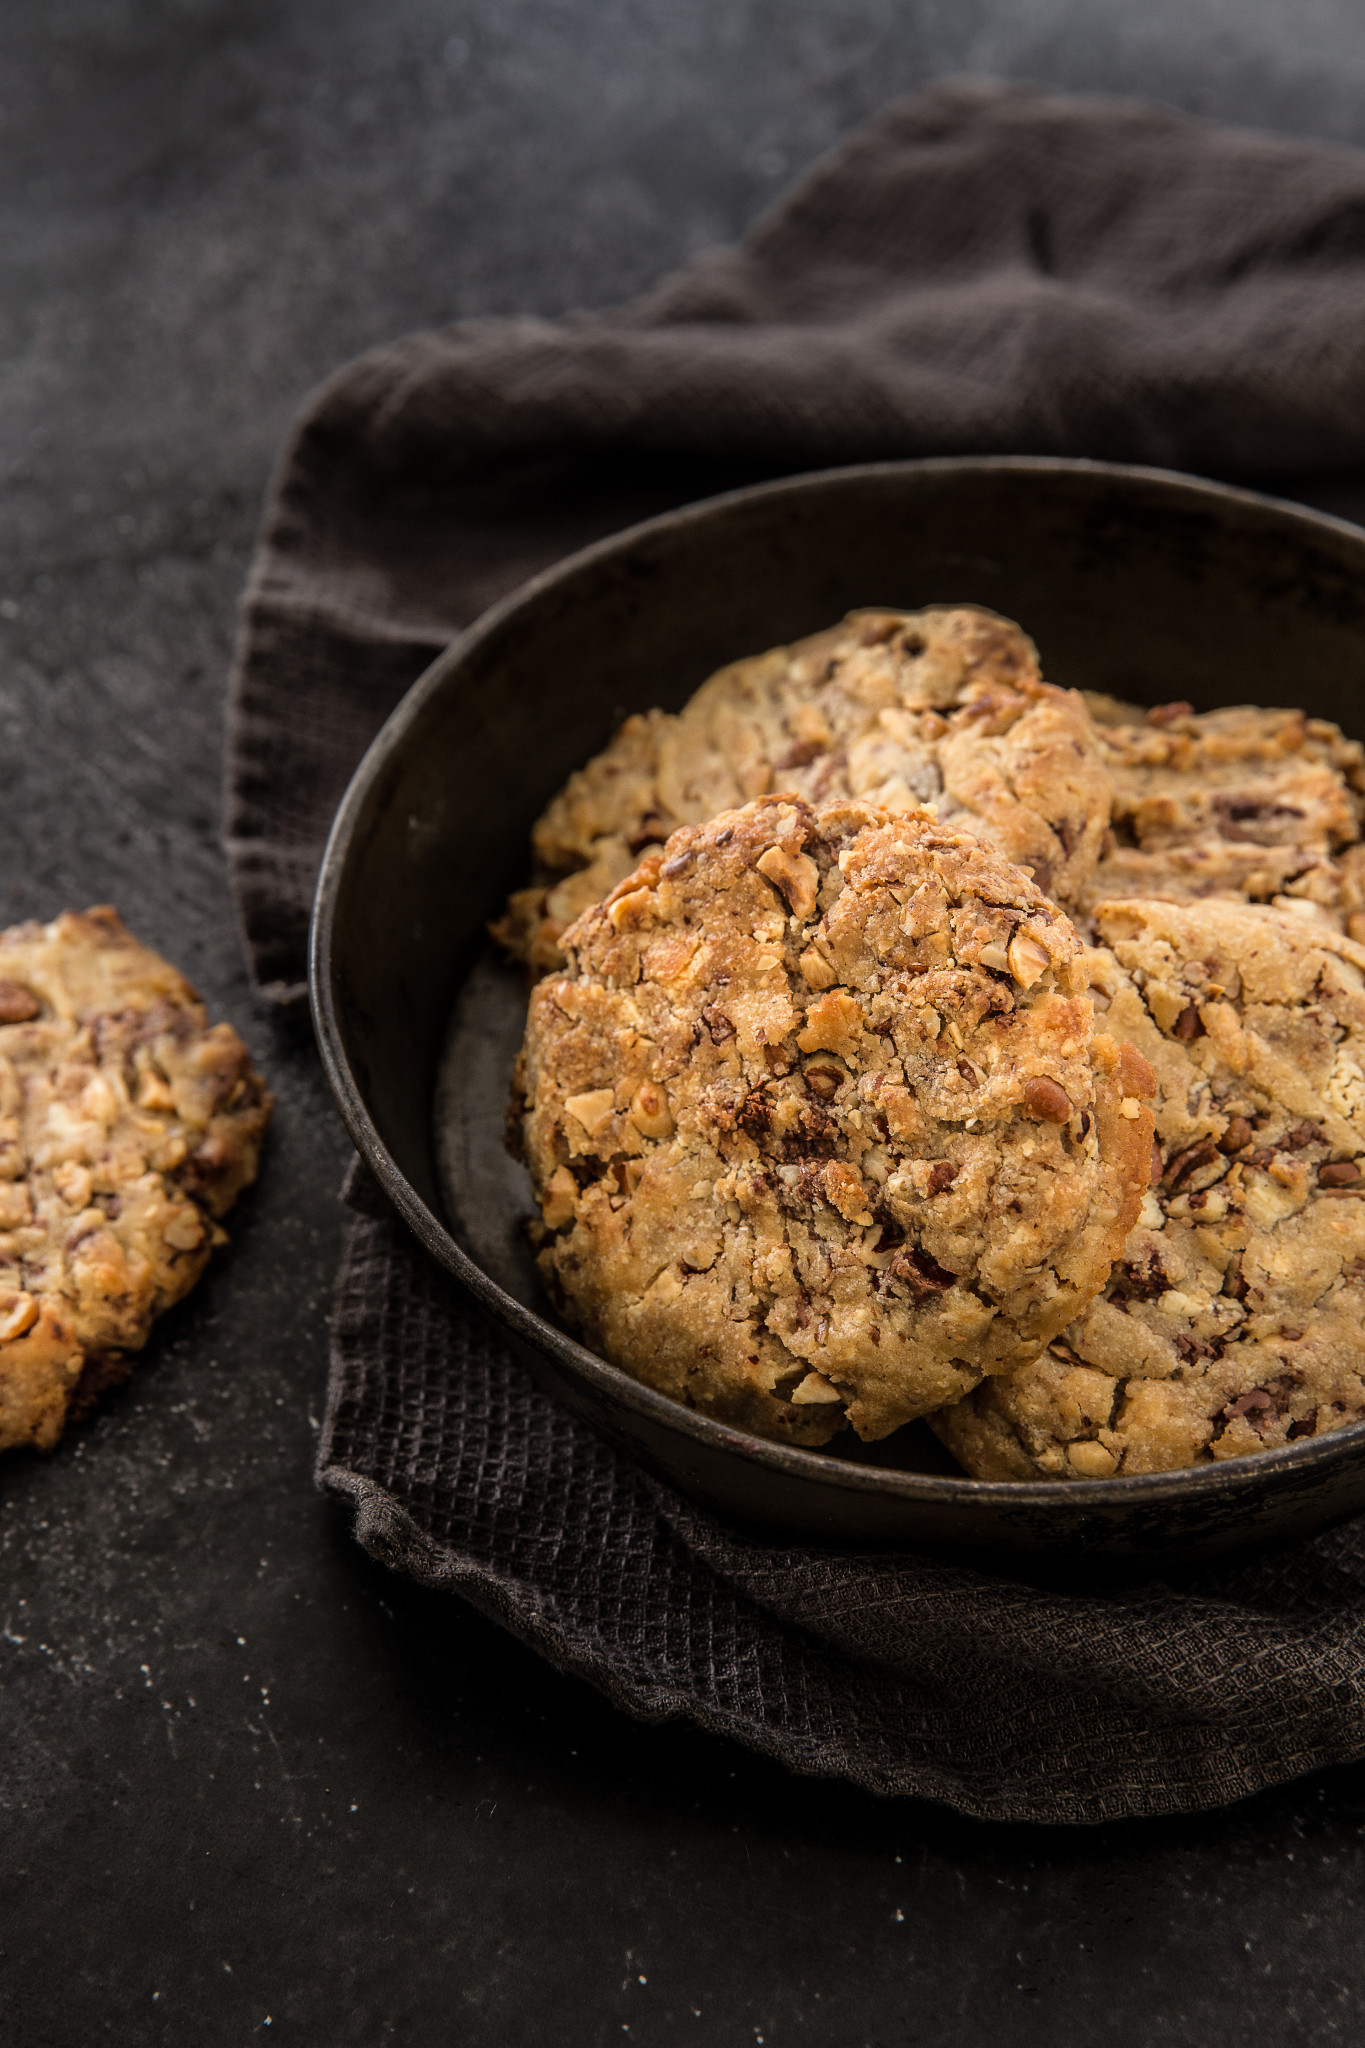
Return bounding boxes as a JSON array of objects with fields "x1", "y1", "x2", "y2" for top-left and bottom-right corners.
[
  {"x1": 328, "y1": 1160, "x2": 1365, "y2": 1826},
  {"x1": 232, "y1": 81, "x2": 1365, "y2": 1819}
]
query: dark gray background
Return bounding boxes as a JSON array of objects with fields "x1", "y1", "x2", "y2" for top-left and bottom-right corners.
[{"x1": 5, "y1": 3, "x2": 1365, "y2": 2042}]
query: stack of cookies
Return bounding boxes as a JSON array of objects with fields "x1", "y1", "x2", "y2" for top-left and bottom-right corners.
[{"x1": 502, "y1": 607, "x2": 1365, "y2": 1480}]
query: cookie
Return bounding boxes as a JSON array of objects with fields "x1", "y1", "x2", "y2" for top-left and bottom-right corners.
[
  {"x1": 495, "y1": 606, "x2": 1113, "y2": 973},
  {"x1": 0, "y1": 908, "x2": 273, "y2": 1455},
  {"x1": 929, "y1": 896, "x2": 1365, "y2": 1480},
  {"x1": 512, "y1": 795, "x2": 1153, "y2": 1447},
  {"x1": 1081, "y1": 701, "x2": 1365, "y2": 934}
]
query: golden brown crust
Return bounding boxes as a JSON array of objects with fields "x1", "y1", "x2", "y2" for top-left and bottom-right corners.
[
  {"x1": 514, "y1": 797, "x2": 1152, "y2": 1448},
  {"x1": 494, "y1": 607, "x2": 1113, "y2": 973},
  {"x1": 0, "y1": 908, "x2": 272, "y2": 1454},
  {"x1": 930, "y1": 896, "x2": 1365, "y2": 1479}
]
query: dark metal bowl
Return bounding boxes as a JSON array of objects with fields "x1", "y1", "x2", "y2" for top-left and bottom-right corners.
[{"x1": 311, "y1": 456, "x2": 1365, "y2": 1568}]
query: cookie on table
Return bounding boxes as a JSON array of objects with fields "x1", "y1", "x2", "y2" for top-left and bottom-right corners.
[
  {"x1": 929, "y1": 896, "x2": 1365, "y2": 1480},
  {"x1": 1081, "y1": 700, "x2": 1365, "y2": 933},
  {"x1": 495, "y1": 606, "x2": 1113, "y2": 973},
  {"x1": 512, "y1": 795, "x2": 1153, "y2": 1448},
  {"x1": 0, "y1": 908, "x2": 272, "y2": 1455}
]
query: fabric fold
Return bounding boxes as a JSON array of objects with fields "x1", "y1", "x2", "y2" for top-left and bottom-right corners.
[
  {"x1": 321, "y1": 1182, "x2": 1365, "y2": 1825},
  {"x1": 228, "y1": 77, "x2": 1365, "y2": 1000}
]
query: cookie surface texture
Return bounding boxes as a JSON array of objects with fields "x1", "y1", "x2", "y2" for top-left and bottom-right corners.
[
  {"x1": 495, "y1": 606, "x2": 1112, "y2": 973},
  {"x1": 0, "y1": 908, "x2": 272, "y2": 1454},
  {"x1": 514, "y1": 797, "x2": 1152, "y2": 1447},
  {"x1": 1081, "y1": 701, "x2": 1365, "y2": 934},
  {"x1": 930, "y1": 897, "x2": 1365, "y2": 1480}
]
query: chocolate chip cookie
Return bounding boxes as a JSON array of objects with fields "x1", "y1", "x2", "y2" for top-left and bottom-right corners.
[
  {"x1": 0, "y1": 908, "x2": 272, "y2": 1455},
  {"x1": 495, "y1": 606, "x2": 1113, "y2": 974},
  {"x1": 930, "y1": 896, "x2": 1365, "y2": 1479},
  {"x1": 1081, "y1": 701, "x2": 1365, "y2": 934},
  {"x1": 512, "y1": 796, "x2": 1153, "y2": 1447}
]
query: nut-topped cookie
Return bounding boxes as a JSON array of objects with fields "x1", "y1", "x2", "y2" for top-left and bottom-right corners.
[
  {"x1": 495, "y1": 606, "x2": 1113, "y2": 973},
  {"x1": 512, "y1": 796, "x2": 1153, "y2": 1447},
  {"x1": 1081, "y1": 701, "x2": 1365, "y2": 933},
  {"x1": 929, "y1": 897, "x2": 1365, "y2": 1480},
  {"x1": 0, "y1": 908, "x2": 272, "y2": 1455}
]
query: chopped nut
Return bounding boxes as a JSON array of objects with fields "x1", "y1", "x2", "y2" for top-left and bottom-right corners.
[
  {"x1": 978, "y1": 942, "x2": 1011, "y2": 973},
  {"x1": 134, "y1": 1066, "x2": 176, "y2": 1114},
  {"x1": 541, "y1": 1164, "x2": 578, "y2": 1229},
  {"x1": 798, "y1": 945, "x2": 837, "y2": 991},
  {"x1": 1007, "y1": 929, "x2": 1051, "y2": 989},
  {"x1": 627, "y1": 1080, "x2": 674, "y2": 1140},
  {"x1": 79, "y1": 1074, "x2": 118, "y2": 1125},
  {"x1": 787, "y1": 702, "x2": 832, "y2": 751},
  {"x1": 162, "y1": 1209, "x2": 204, "y2": 1252},
  {"x1": 1119, "y1": 1097, "x2": 1142, "y2": 1120},
  {"x1": 1173, "y1": 1003, "x2": 1205, "y2": 1041},
  {"x1": 563, "y1": 1088, "x2": 617, "y2": 1138},
  {"x1": 802, "y1": 1057, "x2": 844, "y2": 1101},
  {"x1": 756, "y1": 845, "x2": 819, "y2": 921},
  {"x1": 607, "y1": 885, "x2": 654, "y2": 933},
  {"x1": 0, "y1": 1291, "x2": 38, "y2": 1342},
  {"x1": 790, "y1": 1370, "x2": 843, "y2": 1405},
  {"x1": 1067, "y1": 1439, "x2": 1118, "y2": 1478},
  {"x1": 0, "y1": 982, "x2": 39, "y2": 1024},
  {"x1": 1022, "y1": 1076, "x2": 1072, "y2": 1123},
  {"x1": 701, "y1": 1003, "x2": 736, "y2": 1044},
  {"x1": 1218, "y1": 1115, "x2": 1254, "y2": 1155},
  {"x1": 1319, "y1": 1160, "x2": 1362, "y2": 1188}
]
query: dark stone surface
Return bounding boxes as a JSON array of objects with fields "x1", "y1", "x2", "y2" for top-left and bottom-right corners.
[{"x1": 5, "y1": 3, "x2": 1365, "y2": 2042}]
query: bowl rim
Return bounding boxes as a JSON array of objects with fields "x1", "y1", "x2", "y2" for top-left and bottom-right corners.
[{"x1": 310, "y1": 451, "x2": 1365, "y2": 1511}]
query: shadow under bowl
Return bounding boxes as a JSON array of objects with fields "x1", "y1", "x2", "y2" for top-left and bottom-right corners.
[{"x1": 312, "y1": 456, "x2": 1365, "y2": 1570}]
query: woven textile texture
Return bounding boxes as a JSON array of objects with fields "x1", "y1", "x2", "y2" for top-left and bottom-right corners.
[
  {"x1": 234, "y1": 81, "x2": 1365, "y2": 1820},
  {"x1": 326, "y1": 1163, "x2": 1365, "y2": 1825}
]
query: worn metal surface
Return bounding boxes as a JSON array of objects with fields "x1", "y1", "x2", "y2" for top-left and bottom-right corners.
[{"x1": 6, "y1": 3, "x2": 1365, "y2": 2042}]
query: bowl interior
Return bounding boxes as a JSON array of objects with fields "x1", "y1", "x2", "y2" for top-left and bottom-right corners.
[{"x1": 314, "y1": 457, "x2": 1365, "y2": 1556}]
